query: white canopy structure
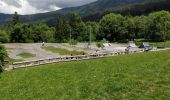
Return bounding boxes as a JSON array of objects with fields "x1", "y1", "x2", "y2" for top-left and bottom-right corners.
[{"x1": 129, "y1": 41, "x2": 137, "y2": 48}]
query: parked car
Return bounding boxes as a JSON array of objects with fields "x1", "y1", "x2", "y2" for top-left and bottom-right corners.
[
  {"x1": 103, "y1": 43, "x2": 111, "y2": 47},
  {"x1": 139, "y1": 42, "x2": 153, "y2": 51},
  {"x1": 125, "y1": 41, "x2": 141, "y2": 53}
]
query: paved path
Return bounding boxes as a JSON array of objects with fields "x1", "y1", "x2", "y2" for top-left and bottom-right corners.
[
  {"x1": 4, "y1": 43, "x2": 60, "y2": 61},
  {"x1": 3, "y1": 43, "x2": 129, "y2": 62}
]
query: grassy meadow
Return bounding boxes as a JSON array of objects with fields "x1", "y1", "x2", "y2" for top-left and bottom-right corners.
[{"x1": 0, "y1": 50, "x2": 170, "y2": 99}]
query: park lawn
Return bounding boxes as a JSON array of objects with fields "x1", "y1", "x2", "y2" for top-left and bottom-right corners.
[
  {"x1": 41, "y1": 46, "x2": 86, "y2": 56},
  {"x1": 17, "y1": 53, "x2": 36, "y2": 58},
  {"x1": 0, "y1": 50, "x2": 170, "y2": 99},
  {"x1": 150, "y1": 41, "x2": 170, "y2": 47},
  {"x1": 135, "y1": 39, "x2": 170, "y2": 47}
]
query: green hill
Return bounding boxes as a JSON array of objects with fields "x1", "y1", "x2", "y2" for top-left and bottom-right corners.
[
  {"x1": 0, "y1": 50, "x2": 170, "y2": 99},
  {"x1": 84, "y1": 0, "x2": 170, "y2": 21}
]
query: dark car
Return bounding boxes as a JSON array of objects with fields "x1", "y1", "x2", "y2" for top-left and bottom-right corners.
[{"x1": 140, "y1": 42, "x2": 153, "y2": 51}]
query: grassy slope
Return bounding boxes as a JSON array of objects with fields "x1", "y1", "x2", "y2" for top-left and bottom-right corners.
[
  {"x1": 0, "y1": 50, "x2": 170, "y2": 99},
  {"x1": 42, "y1": 46, "x2": 85, "y2": 56}
]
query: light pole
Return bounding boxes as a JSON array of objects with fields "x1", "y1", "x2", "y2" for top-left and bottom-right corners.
[
  {"x1": 69, "y1": 28, "x2": 73, "y2": 55},
  {"x1": 70, "y1": 28, "x2": 72, "y2": 46},
  {"x1": 114, "y1": 24, "x2": 118, "y2": 41},
  {"x1": 164, "y1": 20, "x2": 166, "y2": 47},
  {"x1": 89, "y1": 25, "x2": 92, "y2": 45}
]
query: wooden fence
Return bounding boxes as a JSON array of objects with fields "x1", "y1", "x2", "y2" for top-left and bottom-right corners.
[{"x1": 4, "y1": 50, "x2": 144, "y2": 71}]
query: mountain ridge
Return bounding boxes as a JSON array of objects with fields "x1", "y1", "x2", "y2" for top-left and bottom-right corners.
[{"x1": 0, "y1": 0, "x2": 167, "y2": 27}]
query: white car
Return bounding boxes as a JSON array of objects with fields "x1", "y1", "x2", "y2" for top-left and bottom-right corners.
[{"x1": 103, "y1": 43, "x2": 111, "y2": 47}]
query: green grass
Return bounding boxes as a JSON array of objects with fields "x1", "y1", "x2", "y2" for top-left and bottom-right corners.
[
  {"x1": 8, "y1": 58, "x2": 23, "y2": 64},
  {"x1": 135, "y1": 39, "x2": 170, "y2": 47},
  {"x1": 149, "y1": 41, "x2": 170, "y2": 47},
  {"x1": 17, "y1": 53, "x2": 36, "y2": 58},
  {"x1": 42, "y1": 46, "x2": 86, "y2": 56},
  {"x1": 0, "y1": 50, "x2": 170, "y2": 99},
  {"x1": 6, "y1": 48, "x2": 16, "y2": 50},
  {"x1": 4, "y1": 57, "x2": 23, "y2": 65}
]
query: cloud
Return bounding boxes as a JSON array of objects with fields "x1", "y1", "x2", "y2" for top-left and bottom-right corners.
[
  {"x1": 0, "y1": 0, "x2": 97, "y2": 15},
  {"x1": 0, "y1": 0, "x2": 57, "y2": 15},
  {"x1": 28, "y1": 0, "x2": 97, "y2": 8}
]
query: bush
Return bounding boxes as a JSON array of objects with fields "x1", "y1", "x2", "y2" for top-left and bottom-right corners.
[
  {"x1": 0, "y1": 30, "x2": 9, "y2": 43},
  {"x1": 96, "y1": 42, "x2": 102, "y2": 48},
  {"x1": 101, "y1": 38, "x2": 107, "y2": 43},
  {"x1": 69, "y1": 39, "x2": 78, "y2": 45},
  {"x1": 0, "y1": 45, "x2": 7, "y2": 72},
  {"x1": 96, "y1": 41, "x2": 104, "y2": 49},
  {"x1": 47, "y1": 38, "x2": 56, "y2": 43}
]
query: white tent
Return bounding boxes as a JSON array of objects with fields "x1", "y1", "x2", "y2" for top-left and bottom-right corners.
[{"x1": 129, "y1": 41, "x2": 137, "y2": 48}]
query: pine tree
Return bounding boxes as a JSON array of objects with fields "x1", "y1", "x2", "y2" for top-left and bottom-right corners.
[
  {"x1": 70, "y1": 12, "x2": 82, "y2": 39},
  {"x1": 13, "y1": 12, "x2": 20, "y2": 25},
  {"x1": 55, "y1": 16, "x2": 71, "y2": 42}
]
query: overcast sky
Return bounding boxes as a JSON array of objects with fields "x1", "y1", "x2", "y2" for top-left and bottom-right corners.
[{"x1": 0, "y1": 0, "x2": 97, "y2": 15}]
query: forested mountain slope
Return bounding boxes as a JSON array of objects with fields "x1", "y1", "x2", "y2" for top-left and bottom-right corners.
[{"x1": 0, "y1": 0, "x2": 166, "y2": 27}]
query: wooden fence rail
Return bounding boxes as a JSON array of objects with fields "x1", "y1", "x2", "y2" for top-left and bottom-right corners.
[{"x1": 4, "y1": 50, "x2": 144, "y2": 71}]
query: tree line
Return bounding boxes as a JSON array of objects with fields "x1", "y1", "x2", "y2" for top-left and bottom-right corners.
[
  {"x1": 0, "y1": 10, "x2": 170, "y2": 43},
  {"x1": 83, "y1": 0, "x2": 170, "y2": 21},
  {"x1": 100, "y1": 10, "x2": 170, "y2": 42}
]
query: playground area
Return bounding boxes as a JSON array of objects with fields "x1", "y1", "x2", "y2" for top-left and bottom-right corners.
[{"x1": 3, "y1": 43, "x2": 129, "y2": 62}]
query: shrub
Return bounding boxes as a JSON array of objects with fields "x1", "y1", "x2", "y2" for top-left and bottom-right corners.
[
  {"x1": 96, "y1": 41, "x2": 104, "y2": 49},
  {"x1": 96, "y1": 42, "x2": 102, "y2": 48},
  {"x1": 0, "y1": 45, "x2": 7, "y2": 72},
  {"x1": 0, "y1": 30, "x2": 9, "y2": 43},
  {"x1": 69, "y1": 39, "x2": 78, "y2": 45},
  {"x1": 48, "y1": 38, "x2": 56, "y2": 43}
]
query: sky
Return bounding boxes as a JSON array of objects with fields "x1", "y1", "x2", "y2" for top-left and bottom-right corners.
[{"x1": 0, "y1": 0, "x2": 97, "y2": 15}]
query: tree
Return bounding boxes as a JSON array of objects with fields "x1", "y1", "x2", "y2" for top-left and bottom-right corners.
[
  {"x1": 133, "y1": 16, "x2": 147, "y2": 38},
  {"x1": 10, "y1": 12, "x2": 22, "y2": 42},
  {"x1": 70, "y1": 12, "x2": 82, "y2": 40},
  {"x1": 100, "y1": 13, "x2": 127, "y2": 42},
  {"x1": 31, "y1": 23, "x2": 55, "y2": 42},
  {"x1": 13, "y1": 12, "x2": 20, "y2": 25},
  {"x1": 147, "y1": 10, "x2": 170, "y2": 41},
  {"x1": 46, "y1": 27, "x2": 56, "y2": 43},
  {"x1": 76, "y1": 22, "x2": 88, "y2": 41},
  {"x1": 10, "y1": 23, "x2": 55, "y2": 43},
  {"x1": 124, "y1": 17, "x2": 136, "y2": 40},
  {"x1": 55, "y1": 17, "x2": 71, "y2": 42},
  {"x1": 10, "y1": 24, "x2": 23, "y2": 42},
  {"x1": 0, "y1": 45, "x2": 7, "y2": 72},
  {"x1": 86, "y1": 22, "x2": 100, "y2": 42}
]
